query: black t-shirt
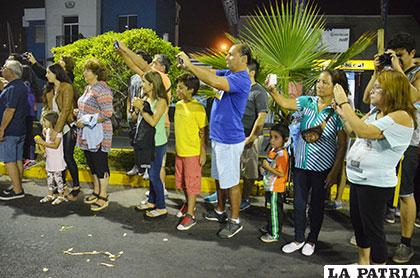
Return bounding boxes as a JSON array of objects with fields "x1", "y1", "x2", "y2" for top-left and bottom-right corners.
[
  {"x1": 242, "y1": 83, "x2": 268, "y2": 137},
  {"x1": 0, "y1": 79, "x2": 29, "y2": 136}
]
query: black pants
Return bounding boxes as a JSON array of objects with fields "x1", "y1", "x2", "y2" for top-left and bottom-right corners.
[
  {"x1": 293, "y1": 168, "x2": 329, "y2": 243},
  {"x1": 350, "y1": 183, "x2": 393, "y2": 264},
  {"x1": 23, "y1": 116, "x2": 35, "y2": 160},
  {"x1": 62, "y1": 127, "x2": 79, "y2": 187}
]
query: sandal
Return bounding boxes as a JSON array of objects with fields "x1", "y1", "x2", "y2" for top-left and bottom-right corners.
[
  {"x1": 145, "y1": 209, "x2": 168, "y2": 218},
  {"x1": 40, "y1": 195, "x2": 55, "y2": 203},
  {"x1": 67, "y1": 186, "x2": 81, "y2": 201},
  {"x1": 134, "y1": 202, "x2": 156, "y2": 211},
  {"x1": 90, "y1": 195, "x2": 109, "y2": 212},
  {"x1": 84, "y1": 192, "x2": 99, "y2": 204},
  {"x1": 52, "y1": 196, "x2": 68, "y2": 205}
]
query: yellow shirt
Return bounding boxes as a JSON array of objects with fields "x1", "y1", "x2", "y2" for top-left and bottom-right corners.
[{"x1": 175, "y1": 99, "x2": 208, "y2": 157}]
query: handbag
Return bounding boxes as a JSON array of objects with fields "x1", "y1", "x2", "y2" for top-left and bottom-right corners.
[{"x1": 301, "y1": 109, "x2": 335, "y2": 143}]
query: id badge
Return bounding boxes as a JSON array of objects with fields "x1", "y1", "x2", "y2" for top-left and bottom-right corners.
[{"x1": 215, "y1": 90, "x2": 224, "y2": 100}]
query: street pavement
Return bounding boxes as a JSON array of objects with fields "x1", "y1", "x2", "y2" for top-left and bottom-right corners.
[{"x1": 0, "y1": 177, "x2": 419, "y2": 278}]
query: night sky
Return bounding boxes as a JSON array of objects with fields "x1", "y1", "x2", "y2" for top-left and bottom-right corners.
[
  {"x1": 178, "y1": 0, "x2": 420, "y2": 51},
  {"x1": 0, "y1": 0, "x2": 418, "y2": 54}
]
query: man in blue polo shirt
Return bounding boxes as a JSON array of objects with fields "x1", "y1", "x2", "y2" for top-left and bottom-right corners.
[
  {"x1": 0, "y1": 60, "x2": 29, "y2": 200},
  {"x1": 177, "y1": 44, "x2": 252, "y2": 238}
]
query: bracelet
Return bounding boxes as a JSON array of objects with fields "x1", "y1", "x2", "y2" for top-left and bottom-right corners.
[{"x1": 338, "y1": 101, "x2": 350, "y2": 108}]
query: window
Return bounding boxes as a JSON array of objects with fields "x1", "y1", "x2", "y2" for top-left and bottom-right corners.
[
  {"x1": 118, "y1": 15, "x2": 137, "y2": 32},
  {"x1": 34, "y1": 25, "x2": 45, "y2": 43},
  {"x1": 63, "y1": 16, "x2": 79, "y2": 45}
]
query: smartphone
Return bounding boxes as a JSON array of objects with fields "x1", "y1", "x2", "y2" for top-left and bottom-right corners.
[
  {"x1": 113, "y1": 41, "x2": 119, "y2": 49},
  {"x1": 267, "y1": 73, "x2": 278, "y2": 86},
  {"x1": 177, "y1": 56, "x2": 184, "y2": 66}
]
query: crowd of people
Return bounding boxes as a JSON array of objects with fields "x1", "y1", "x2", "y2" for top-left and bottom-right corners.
[{"x1": 0, "y1": 31, "x2": 419, "y2": 265}]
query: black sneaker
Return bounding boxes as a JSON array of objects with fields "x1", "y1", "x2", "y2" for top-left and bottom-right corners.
[
  {"x1": 392, "y1": 243, "x2": 414, "y2": 264},
  {"x1": 0, "y1": 189, "x2": 25, "y2": 200},
  {"x1": 204, "y1": 209, "x2": 227, "y2": 223},
  {"x1": 385, "y1": 209, "x2": 396, "y2": 224},
  {"x1": 217, "y1": 219, "x2": 243, "y2": 239}
]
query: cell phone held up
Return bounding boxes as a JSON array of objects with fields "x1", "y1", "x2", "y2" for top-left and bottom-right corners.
[
  {"x1": 113, "y1": 41, "x2": 119, "y2": 49},
  {"x1": 267, "y1": 73, "x2": 278, "y2": 87},
  {"x1": 177, "y1": 56, "x2": 184, "y2": 67}
]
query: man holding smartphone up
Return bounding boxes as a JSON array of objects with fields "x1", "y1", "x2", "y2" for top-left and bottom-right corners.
[{"x1": 177, "y1": 44, "x2": 252, "y2": 238}]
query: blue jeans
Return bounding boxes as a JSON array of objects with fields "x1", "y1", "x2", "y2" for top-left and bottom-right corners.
[
  {"x1": 148, "y1": 144, "x2": 167, "y2": 209},
  {"x1": 293, "y1": 168, "x2": 329, "y2": 243}
]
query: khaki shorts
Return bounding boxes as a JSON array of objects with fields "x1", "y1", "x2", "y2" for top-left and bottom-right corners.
[{"x1": 240, "y1": 135, "x2": 264, "y2": 180}]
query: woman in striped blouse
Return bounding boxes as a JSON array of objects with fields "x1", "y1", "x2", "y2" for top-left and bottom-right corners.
[
  {"x1": 266, "y1": 70, "x2": 348, "y2": 256},
  {"x1": 76, "y1": 59, "x2": 113, "y2": 212}
]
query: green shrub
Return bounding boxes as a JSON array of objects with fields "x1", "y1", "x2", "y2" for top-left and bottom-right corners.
[{"x1": 51, "y1": 28, "x2": 182, "y2": 122}]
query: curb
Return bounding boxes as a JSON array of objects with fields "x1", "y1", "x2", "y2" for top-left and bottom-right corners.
[{"x1": 0, "y1": 163, "x2": 350, "y2": 200}]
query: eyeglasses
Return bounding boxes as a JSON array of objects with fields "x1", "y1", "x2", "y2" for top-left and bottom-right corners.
[{"x1": 370, "y1": 86, "x2": 384, "y2": 94}]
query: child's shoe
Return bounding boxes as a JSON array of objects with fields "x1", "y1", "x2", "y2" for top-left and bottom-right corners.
[
  {"x1": 177, "y1": 214, "x2": 197, "y2": 231},
  {"x1": 260, "y1": 233, "x2": 278, "y2": 243}
]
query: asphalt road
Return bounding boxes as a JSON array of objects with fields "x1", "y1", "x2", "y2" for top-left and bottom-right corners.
[{"x1": 0, "y1": 177, "x2": 419, "y2": 278}]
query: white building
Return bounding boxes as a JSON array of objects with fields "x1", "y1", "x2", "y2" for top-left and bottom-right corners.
[{"x1": 45, "y1": 0, "x2": 101, "y2": 59}]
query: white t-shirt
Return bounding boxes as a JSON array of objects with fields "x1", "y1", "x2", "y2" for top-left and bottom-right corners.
[{"x1": 346, "y1": 109, "x2": 413, "y2": 188}]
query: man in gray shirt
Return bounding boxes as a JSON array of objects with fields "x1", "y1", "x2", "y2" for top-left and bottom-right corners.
[{"x1": 240, "y1": 60, "x2": 268, "y2": 210}]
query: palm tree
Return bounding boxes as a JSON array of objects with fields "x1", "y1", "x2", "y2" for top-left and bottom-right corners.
[{"x1": 194, "y1": 1, "x2": 375, "y2": 98}]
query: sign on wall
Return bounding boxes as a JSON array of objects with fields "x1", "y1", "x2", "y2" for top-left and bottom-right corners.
[{"x1": 322, "y1": 28, "x2": 350, "y2": 53}]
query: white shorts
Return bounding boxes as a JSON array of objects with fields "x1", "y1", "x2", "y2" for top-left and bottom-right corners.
[{"x1": 211, "y1": 140, "x2": 245, "y2": 189}]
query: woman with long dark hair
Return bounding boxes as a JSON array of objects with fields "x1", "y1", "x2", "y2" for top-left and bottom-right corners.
[
  {"x1": 132, "y1": 71, "x2": 169, "y2": 218},
  {"x1": 43, "y1": 63, "x2": 80, "y2": 199}
]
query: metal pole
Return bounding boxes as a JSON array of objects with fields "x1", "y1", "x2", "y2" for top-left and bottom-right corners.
[
  {"x1": 380, "y1": 0, "x2": 390, "y2": 45},
  {"x1": 221, "y1": 0, "x2": 239, "y2": 37},
  {"x1": 7, "y1": 21, "x2": 12, "y2": 54}
]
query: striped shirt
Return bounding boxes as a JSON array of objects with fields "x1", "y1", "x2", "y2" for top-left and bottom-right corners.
[
  {"x1": 294, "y1": 96, "x2": 343, "y2": 171},
  {"x1": 77, "y1": 81, "x2": 113, "y2": 152}
]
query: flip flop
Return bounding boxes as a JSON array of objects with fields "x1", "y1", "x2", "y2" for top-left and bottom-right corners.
[
  {"x1": 40, "y1": 195, "x2": 55, "y2": 203},
  {"x1": 145, "y1": 209, "x2": 168, "y2": 218},
  {"x1": 135, "y1": 202, "x2": 156, "y2": 211},
  {"x1": 90, "y1": 195, "x2": 109, "y2": 212},
  {"x1": 84, "y1": 192, "x2": 99, "y2": 204}
]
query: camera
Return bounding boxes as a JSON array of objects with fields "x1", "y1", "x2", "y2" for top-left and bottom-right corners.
[
  {"x1": 113, "y1": 41, "x2": 119, "y2": 49},
  {"x1": 20, "y1": 52, "x2": 29, "y2": 60},
  {"x1": 378, "y1": 53, "x2": 392, "y2": 68}
]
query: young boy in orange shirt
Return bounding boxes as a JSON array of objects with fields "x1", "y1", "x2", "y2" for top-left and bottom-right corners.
[
  {"x1": 174, "y1": 73, "x2": 208, "y2": 230},
  {"x1": 260, "y1": 124, "x2": 289, "y2": 242}
]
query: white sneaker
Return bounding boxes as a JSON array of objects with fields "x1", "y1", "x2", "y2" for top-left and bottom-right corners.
[
  {"x1": 349, "y1": 235, "x2": 357, "y2": 246},
  {"x1": 142, "y1": 169, "x2": 149, "y2": 180},
  {"x1": 127, "y1": 165, "x2": 139, "y2": 176},
  {"x1": 301, "y1": 242, "x2": 315, "y2": 256},
  {"x1": 282, "y1": 241, "x2": 305, "y2": 254}
]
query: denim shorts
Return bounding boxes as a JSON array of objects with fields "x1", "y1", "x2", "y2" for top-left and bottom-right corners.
[
  {"x1": 0, "y1": 135, "x2": 25, "y2": 163},
  {"x1": 211, "y1": 140, "x2": 245, "y2": 189}
]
